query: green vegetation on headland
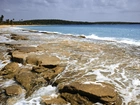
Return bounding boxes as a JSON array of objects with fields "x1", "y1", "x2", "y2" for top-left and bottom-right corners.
[{"x1": 0, "y1": 15, "x2": 140, "y2": 25}]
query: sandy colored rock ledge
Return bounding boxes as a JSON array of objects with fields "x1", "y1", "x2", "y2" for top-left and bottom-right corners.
[{"x1": 59, "y1": 82, "x2": 122, "y2": 105}]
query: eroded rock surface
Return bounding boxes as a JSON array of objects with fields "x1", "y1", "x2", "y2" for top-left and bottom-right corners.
[
  {"x1": 41, "y1": 96, "x2": 68, "y2": 105},
  {"x1": 0, "y1": 62, "x2": 19, "y2": 79},
  {"x1": 59, "y1": 82, "x2": 122, "y2": 105}
]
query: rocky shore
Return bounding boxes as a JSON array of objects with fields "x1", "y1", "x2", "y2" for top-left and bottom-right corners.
[{"x1": 0, "y1": 27, "x2": 140, "y2": 105}]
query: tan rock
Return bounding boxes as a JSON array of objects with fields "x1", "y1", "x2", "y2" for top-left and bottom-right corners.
[
  {"x1": 61, "y1": 93, "x2": 93, "y2": 105},
  {"x1": 15, "y1": 47, "x2": 37, "y2": 53},
  {"x1": 11, "y1": 51, "x2": 28, "y2": 64},
  {"x1": 6, "y1": 97, "x2": 18, "y2": 105},
  {"x1": 1, "y1": 62, "x2": 19, "y2": 74},
  {"x1": 41, "y1": 96, "x2": 67, "y2": 105},
  {"x1": 26, "y1": 54, "x2": 38, "y2": 65},
  {"x1": 15, "y1": 71, "x2": 34, "y2": 91},
  {"x1": 15, "y1": 70, "x2": 47, "y2": 97},
  {"x1": 5, "y1": 85, "x2": 23, "y2": 96},
  {"x1": 37, "y1": 54, "x2": 60, "y2": 66},
  {"x1": 40, "y1": 66, "x2": 65, "y2": 80},
  {"x1": 11, "y1": 34, "x2": 28, "y2": 40},
  {"x1": 59, "y1": 82, "x2": 122, "y2": 105},
  {"x1": 0, "y1": 62, "x2": 19, "y2": 79},
  {"x1": 26, "y1": 54, "x2": 60, "y2": 66}
]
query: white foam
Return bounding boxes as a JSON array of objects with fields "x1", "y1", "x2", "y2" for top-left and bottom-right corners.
[
  {"x1": 0, "y1": 79, "x2": 15, "y2": 88},
  {"x1": 14, "y1": 85, "x2": 57, "y2": 105},
  {"x1": 86, "y1": 34, "x2": 140, "y2": 46},
  {"x1": 0, "y1": 35, "x2": 12, "y2": 43}
]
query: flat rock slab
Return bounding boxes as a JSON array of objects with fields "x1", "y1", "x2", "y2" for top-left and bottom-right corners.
[
  {"x1": 59, "y1": 82, "x2": 122, "y2": 104},
  {"x1": 11, "y1": 51, "x2": 28, "y2": 64},
  {"x1": 15, "y1": 47, "x2": 37, "y2": 53},
  {"x1": 26, "y1": 54, "x2": 60, "y2": 66}
]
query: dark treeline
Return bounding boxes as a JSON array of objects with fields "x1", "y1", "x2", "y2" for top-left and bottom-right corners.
[
  {"x1": 0, "y1": 15, "x2": 140, "y2": 25},
  {"x1": 15, "y1": 19, "x2": 140, "y2": 25}
]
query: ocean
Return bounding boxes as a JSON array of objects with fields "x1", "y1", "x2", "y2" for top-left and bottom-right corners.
[
  {"x1": 22, "y1": 24, "x2": 140, "y2": 46},
  {"x1": 0, "y1": 24, "x2": 140, "y2": 105}
]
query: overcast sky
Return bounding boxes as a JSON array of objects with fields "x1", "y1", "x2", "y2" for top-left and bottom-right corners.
[{"x1": 0, "y1": 0, "x2": 140, "y2": 22}]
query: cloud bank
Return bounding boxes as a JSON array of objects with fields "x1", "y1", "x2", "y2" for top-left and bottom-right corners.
[{"x1": 0, "y1": 0, "x2": 140, "y2": 22}]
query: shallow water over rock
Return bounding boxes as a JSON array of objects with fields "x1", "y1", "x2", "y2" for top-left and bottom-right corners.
[{"x1": 0, "y1": 27, "x2": 140, "y2": 105}]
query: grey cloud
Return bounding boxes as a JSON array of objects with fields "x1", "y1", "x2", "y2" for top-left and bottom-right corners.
[{"x1": 0, "y1": 0, "x2": 140, "y2": 22}]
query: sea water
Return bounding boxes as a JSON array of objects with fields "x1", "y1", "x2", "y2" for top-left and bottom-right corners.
[
  {"x1": 23, "y1": 24, "x2": 140, "y2": 46},
  {"x1": 0, "y1": 25, "x2": 140, "y2": 105}
]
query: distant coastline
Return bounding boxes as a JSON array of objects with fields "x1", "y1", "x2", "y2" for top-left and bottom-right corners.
[{"x1": 1, "y1": 19, "x2": 140, "y2": 25}]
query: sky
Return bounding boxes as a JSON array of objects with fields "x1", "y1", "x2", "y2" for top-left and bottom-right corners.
[{"x1": 0, "y1": 0, "x2": 140, "y2": 22}]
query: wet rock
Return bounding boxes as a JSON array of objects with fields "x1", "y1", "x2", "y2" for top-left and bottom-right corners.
[
  {"x1": 0, "y1": 93, "x2": 8, "y2": 105},
  {"x1": 15, "y1": 70, "x2": 47, "y2": 97},
  {"x1": 37, "y1": 54, "x2": 60, "y2": 66},
  {"x1": 26, "y1": 54, "x2": 60, "y2": 66},
  {"x1": 0, "y1": 62, "x2": 19, "y2": 79},
  {"x1": 41, "y1": 96, "x2": 67, "y2": 105},
  {"x1": 11, "y1": 51, "x2": 28, "y2": 64},
  {"x1": 59, "y1": 82, "x2": 122, "y2": 105},
  {"x1": 5, "y1": 85, "x2": 23, "y2": 96},
  {"x1": 11, "y1": 34, "x2": 28, "y2": 40},
  {"x1": 15, "y1": 71, "x2": 34, "y2": 91},
  {"x1": 78, "y1": 35, "x2": 86, "y2": 38},
  {"x1": 39, "y1": 66, "x2": 65, "y2": 81},
  {"x1": 61, "y1": 93, "x2": 93, "y2": 105},
  {"x1": 26, "y1": 54, "x2": 38, "y2": 65},
  {"x1": 6, "y1": 97, "x2": 19, "y2": 105}
]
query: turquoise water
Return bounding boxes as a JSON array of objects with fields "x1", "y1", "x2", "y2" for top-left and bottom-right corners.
[{"x1": 22, "y1": 24, "x2": 140, "y2": 45}]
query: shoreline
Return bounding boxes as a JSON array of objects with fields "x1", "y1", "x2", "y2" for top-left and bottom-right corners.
[
  {"x1": 0, "y1": 25, "x2": 38, "y2": 28},
  {"x1": 0, "y1": 26, "x2": 140, "y2": 104}
]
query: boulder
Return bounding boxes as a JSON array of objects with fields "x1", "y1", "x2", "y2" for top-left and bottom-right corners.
[
  {"x1": 5, "y1": 85, "x2": 23, "y2": 96},
  {"x1": 11, "y1": 51, "x2": 28, "y2": 64},
  {"x1": 59, "y1": 82, "x2": 122, "y2": 105},
  {"x1": 0, "y1": 62, "x2": 19, "y2": 79}
]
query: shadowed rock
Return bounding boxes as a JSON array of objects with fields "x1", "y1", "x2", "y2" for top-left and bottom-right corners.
[
  {"x1": 59, "y1": 82, "x2": 122, "y2": 105},
  {"x1": 11, "y1": 51, "x2": 27, "y2": 64},
  {"x1": 61, "y1": 93, "x2": 93, "y2": 105},
  {"x1": 32, "y1": 65, "x2": 65, "y2": 81}
]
